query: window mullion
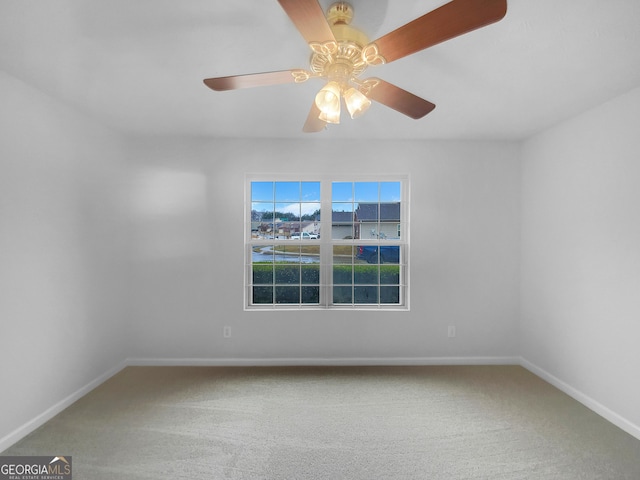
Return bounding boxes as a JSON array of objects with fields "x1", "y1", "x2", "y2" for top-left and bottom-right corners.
[{"x1": 320, "y1": 180, "x2": 332, "y2": 307}]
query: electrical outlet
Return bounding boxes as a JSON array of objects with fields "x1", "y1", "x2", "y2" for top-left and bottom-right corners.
[
  {"x1": 448, "y1": 326, "x2": 456, "y2": 338},
  {"x1": 223, "y1": 326, "x2": 232, "y2": 338}
]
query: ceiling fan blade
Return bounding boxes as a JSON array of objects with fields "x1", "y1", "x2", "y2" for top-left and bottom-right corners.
[
  {"x1": 365, "y1": 79, "x2": 435, "y2": 119},
  {"x1": 302, "y1": 102, "x2": 327, "y2": 133},
  {"x1": 368, "y1": 0, "x2": 507, "y2": 64},
  {"x1": 277, "y1": 0, "x2": 336, "y2": 45},
  {"x1": 204, "y1": 70, "x2": 309, "y2": 91}
]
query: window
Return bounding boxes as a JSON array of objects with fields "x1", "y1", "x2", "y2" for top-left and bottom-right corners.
[
  {"x1": 246, "y1": 177, "x2": 408, "y2": 310},
  {"x1": 250, "y1": 181, "x2": 321, "y2": 305}
]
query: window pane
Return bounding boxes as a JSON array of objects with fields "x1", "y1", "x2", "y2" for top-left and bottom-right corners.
[
  {"x1": 301, "y1": 203, "x2": 321, "y2": 221},
  {"x1": 333, "y1": 245, "x2": 352, "y2": 263},
  {"x1": 355, "y1": 203, "x2": 379, "y2": 240},
  {"x1": 275, "y1": 264, "x2": 300, "y2": 284},
  {"x1": 302, "y1": 286, "x2": 320, "y2": 304},
  {"x1": 275, "y1": 181, "x2": 300, "y2": 202},
  {"x1": 275, "y1": 202, "x2": 299, "y2": 221},
  {"x1": 251, "y1": 202, "x2": 273, "y2": 217},
  {"x1": 380, "y1": 182, "x2": 401, "y2": 202},
  {"x1": 378, "y1": 223, "x2": 396, "y2": 240},
  {"x1": 253, "y1": 264, "x2": 273, "y2": 285},
  {"x1": 333, "y1": 224, "x2": 355, "y2": 240},
  {"x1": 252, "y1": 245, "x2": 273, "y2": 285},
  {"x1": 364, "y1": 225, "x2": 383, "y2": 240},
  {"x1": 380, "y1": 203, "x2": 400, "y2": 240},
  {"x1": 251, "y1": 182, "x2": 274, "y2": 202},
  {"x1": 276, "y1": 286, "x2": 300, "y2": 304},
  {"x1": 333, "y1": 286, "x2": 352, "y2": 304},
  {"x1": 332, "y1": 182, "x2": 353, "y2": 202},
  {"x1": 356, "y1": 245, "x2": 378, "y2": 264},
  {"x1": 380, "y1": 265, "x2": 400, "y2": 284},
  {"x1": 380, "y1": 286, "x2": 400, "y2": 304},
  {"x1": 300, "y1": 245, "x2": 320, "y2": 261},
  {"x1": 332, "y1": 203, "x2": 354, "y2": 239},
  {"x1": 354, "y1": 265, "x2": 378, "y2": 285},
  {"x1": 332, "y1": 202, "x2": 353, "y2": 214},
  {"x1": 275, "y1": 219, "x2": 298, "y2": 240},
  {"x1": 355, "y1": 182, "x2": 378, "y2": 202},
  {"x1": 380, "y1": 246, "x2": 400, "y2": 264},
  {"x1": 333, "y1": 225, "x2": 354, "y2": 239},
  {"x1": 252, "y1": 203, "x2": 274, "y2": 239},
  {"x1": 355, "y1": 285, "x2": 378, "y2": 304},
  {"x1": 333, "y1": 264, "x2": 352, "y2": 284},
  {"x1": 301, "y1": 182, "x2": 321, "y2": 202},
  {"x1": 253, "y1": 286, "x2": 273, "y2": 304},
  {"x1": 252, "y1": 245, "x2": 273, "y2": 261},
  {"x1": 301, "y1": 265, "x2": 320, "y2": 284},
  {"x1": 272, "y1": 244, "x2": 299, "y2": 262}
]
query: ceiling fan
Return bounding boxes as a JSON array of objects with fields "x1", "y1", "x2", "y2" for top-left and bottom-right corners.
[{"x1": 203, "y1": 0, "x2": 507, "y2": 133}]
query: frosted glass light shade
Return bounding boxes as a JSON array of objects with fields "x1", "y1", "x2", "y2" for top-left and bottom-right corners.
[
  {"x1": 315, "y1": 81, "x2": 341, "y2": 124},
  {"x1": 344, "y1": 87, "x2": 371, "y2": 119},
  {"x1": 315, "y1": 82, "x2": 340, "y2": 111},
  {"x1": 319, "y1": 109, "x2": 340, "y2": 124}
]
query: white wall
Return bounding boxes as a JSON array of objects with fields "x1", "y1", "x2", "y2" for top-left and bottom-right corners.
[
  {"x1": 3, "y1": 67, "x2": 638, "y2": 448},
  {"x1": 521, "y1": 86, "x2": 640, "y2": 432},
  {"x1": 0, "y1": 72, "x2": 129, "y2": 448},
  {"x1": 126, "y1": 137, "x2": 521, "y2": 363}
]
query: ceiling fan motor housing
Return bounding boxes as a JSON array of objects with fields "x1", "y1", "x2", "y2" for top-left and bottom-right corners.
[
  {"x1": 327, "y1": 2, "x2": 354, "y2": 25},
  {"x1": 310, "y1": 2, "x2": 370, "y2": 85}
]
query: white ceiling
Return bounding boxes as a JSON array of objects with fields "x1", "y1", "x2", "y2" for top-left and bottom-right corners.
[{"x1": 2, "y1": 0, "x2": 640, "y2": 141}]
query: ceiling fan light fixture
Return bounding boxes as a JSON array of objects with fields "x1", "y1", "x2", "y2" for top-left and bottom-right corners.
[
  {"x1": 315, "y1": 81, "x2": 341, "y2": 112},
  {"x1": 315, "y1": 81, "x2": 341, "y2": 123},
  {"x1": 319, "y1": 108, "x2": 340, "y2": 124},
  {"x1": 344, "y1": 87, "x2": 371, "y2": 118},
  {"x1": 204, "y1": 0, "x2": 508, "y2": 132}
]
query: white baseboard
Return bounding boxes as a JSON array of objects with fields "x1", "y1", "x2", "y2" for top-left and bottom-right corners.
[
  {"x1": 1, "y1": 356, "x2": 517, "y2": 451},
  {"x1": 126, "y1": 356, "x2": 520, "y2": 367},
  {"x1": 0, "y1": 360, "x2": 127, "y2": 453},
  {"x1": 4, "y1": 356, "x2": 638, "y2": 452},
  {"x1": 520, "y1": 357, "x2": 640, "y2": 441}
]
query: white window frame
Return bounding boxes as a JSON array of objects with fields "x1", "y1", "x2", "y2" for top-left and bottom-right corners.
[{"x1": 245, "y1": 174, "x2": 410, "y2": 311}]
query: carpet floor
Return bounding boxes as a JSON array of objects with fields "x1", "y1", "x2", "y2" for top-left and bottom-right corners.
[{"x1": 3, "y1": 365, "x2": 640, "y2": 479}]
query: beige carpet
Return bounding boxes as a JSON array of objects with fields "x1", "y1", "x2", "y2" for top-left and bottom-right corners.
[{"x1": 3, "y1": 365, "x2": 640, "y2": 479}]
